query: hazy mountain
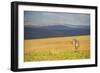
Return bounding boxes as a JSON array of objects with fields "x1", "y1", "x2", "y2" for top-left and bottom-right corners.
[{"x1": 24, "y1": 24, "x2": 90, "y2": 39}]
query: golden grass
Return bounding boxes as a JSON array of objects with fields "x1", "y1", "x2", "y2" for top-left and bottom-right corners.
[{"x1": 24, "y1": 35, "x2": 90, "y2": 62}]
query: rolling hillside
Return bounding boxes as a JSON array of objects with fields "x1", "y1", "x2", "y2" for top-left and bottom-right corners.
[{"x1": 24, "y1": 24, "x2": 90, "y2": 39}]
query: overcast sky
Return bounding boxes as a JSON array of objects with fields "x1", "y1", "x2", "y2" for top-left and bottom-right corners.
[{"x1": 24, "y1": 11, "x2": 90, "y2": 26}]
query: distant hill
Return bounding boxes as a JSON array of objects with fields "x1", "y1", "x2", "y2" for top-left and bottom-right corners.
[{"x1": 24, "y1": 24, "x2": 90, "y2": 39}]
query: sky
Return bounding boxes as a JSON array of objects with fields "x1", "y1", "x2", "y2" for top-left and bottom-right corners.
[{"x1": 24, "y1": 11, "x2": 90, "y2": 26}]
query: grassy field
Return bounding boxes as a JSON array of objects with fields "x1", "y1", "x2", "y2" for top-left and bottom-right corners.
[{"x1": 24, "y1": 35, "x2": 90, "y2": 62}]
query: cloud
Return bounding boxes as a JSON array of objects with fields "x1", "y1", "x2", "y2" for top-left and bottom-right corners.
[{"x1": 24, "y1": 11, "x2": 90, "y2": 26}]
